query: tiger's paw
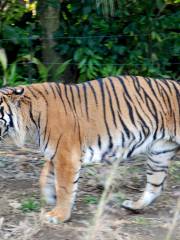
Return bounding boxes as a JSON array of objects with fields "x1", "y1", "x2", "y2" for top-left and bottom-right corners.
[
  {"x1": 121, "y1": 199, "x2": 134, "y2": 210},
  {"x1": 45, "y1": 208, "x2": 70, "y2": 224},
  {"x1": 121, "y1": 200, "x2": 143, "y2": 212}
]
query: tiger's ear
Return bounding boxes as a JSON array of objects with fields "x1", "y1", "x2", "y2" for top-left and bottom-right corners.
[
  {"x1": 10, "y1": 87, "x2": 25, "y2": 103},
  {"x1": 13, "y1": 87, "x2": 24, "y2": 96},
  {"x1": 1, "y1": 87, "x2": 25, "y2": 103}
]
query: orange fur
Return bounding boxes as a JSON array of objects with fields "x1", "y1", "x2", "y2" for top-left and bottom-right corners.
[{"x1": 0, "y1": 76, "x2": 179, "y2": 222}]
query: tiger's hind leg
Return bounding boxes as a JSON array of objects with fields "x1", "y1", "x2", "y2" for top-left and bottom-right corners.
[
  {"x1": 40, "y1": 160, "x2": 56, "y2": 205},
  {"x1": 122, "y1": 140, "x2": 178, "y2": 210}
]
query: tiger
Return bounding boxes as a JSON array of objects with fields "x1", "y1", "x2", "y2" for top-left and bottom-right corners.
[{"x1": 0, "y1": 76, "x2": 179, "y2": 223}]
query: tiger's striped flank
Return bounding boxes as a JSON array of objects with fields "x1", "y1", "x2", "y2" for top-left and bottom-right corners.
[{"x1": 0, "y1": 75, "x2": 179, "y2": 223}]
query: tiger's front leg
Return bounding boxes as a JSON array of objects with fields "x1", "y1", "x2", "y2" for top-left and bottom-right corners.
[{"x1": 45, "y1": 147, "x2": 81, "y2": 223}]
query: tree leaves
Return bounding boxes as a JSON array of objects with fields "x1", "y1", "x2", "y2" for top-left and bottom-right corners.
[{"x1": 56, "y1": 0, "x2": 180, "y2": 81}]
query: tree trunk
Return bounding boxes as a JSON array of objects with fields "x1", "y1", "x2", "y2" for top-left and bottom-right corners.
[{"x1": 38, "y1": 1, "x2": 63, "y2": 81}]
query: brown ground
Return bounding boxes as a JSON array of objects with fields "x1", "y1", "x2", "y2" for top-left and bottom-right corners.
[{"x1": 0, "y1": 142, "x2": 179, "y2": 240}]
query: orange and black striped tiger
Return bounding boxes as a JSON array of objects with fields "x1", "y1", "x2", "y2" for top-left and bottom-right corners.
[{"x1": 0, "y1": 76, "x2": 179, "y2": 223}]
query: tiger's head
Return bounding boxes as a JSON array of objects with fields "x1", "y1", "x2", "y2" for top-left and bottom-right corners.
[{"x1": 0, "y1": 87, "x2": 26, "y2": 145}]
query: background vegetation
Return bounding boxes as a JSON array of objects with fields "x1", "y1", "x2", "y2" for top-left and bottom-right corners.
[{"x1": 0, "y1": 0, "x2": 179, "y2": 86}]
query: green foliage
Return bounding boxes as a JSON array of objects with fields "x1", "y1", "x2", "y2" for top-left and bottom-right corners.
[
  {"x1": 0, "y1": 0, "x2": 179, "y2": 85},
  {"x1": 56, "y1": 0, "x2": 180, "y2": 81},
  {"x1": 0, "y1": 0, "x2": 41, "y2": 85},
  {"x1": 84, "y1": 195, "x2": 99, "y2": 204},
  {"x1": 0, "y1": 49, "x2": 70, "y2": 86},
  {"x1": 0, "y1": 48, "x2": 20, "y2": 86},
  {"x1": 50, "y1": 59, "x2": 72, "y2": 82},
  {"x1": 0, "y1": 1, "x2": 34, "y2": 55},
  {"x1": 20, "y1": 198, "x2": 41, "y2": 213}
]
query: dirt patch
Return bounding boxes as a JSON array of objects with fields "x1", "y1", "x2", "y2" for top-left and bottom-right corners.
[{"x1": 0, "y1": 143, "x2": 179, "y2": 240}]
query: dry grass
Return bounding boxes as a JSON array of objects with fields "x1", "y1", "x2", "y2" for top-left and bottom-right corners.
[
  {"x1": 86, "y1": 158, "x2": 122, "y2": 240},
  {"x1": 165, "y1": 197, "x2": 180, "y2": 240},
  {"x1": 0, "y1": 210, "x2": 45, "y2": 240}
]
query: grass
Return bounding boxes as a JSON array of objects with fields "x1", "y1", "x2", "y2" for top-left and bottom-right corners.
[
  {"x1": 83, "y1": 195, "x2": 99, "y2": 205},
  {"x1": 112, "y1": 192, "x2": 126, "y2": 205},
  {"x1": 169, "y1": 161, "x2": 180, "y2": 182},
  {"x1": 132, "y1": 216, "x2": 150, "y2": 225},
  {"x1": 20, "y1": 198, "x2": 41, "y2": 213}
]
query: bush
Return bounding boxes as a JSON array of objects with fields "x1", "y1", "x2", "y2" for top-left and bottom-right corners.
[{"x1": 55, "y1": 0, "x2": 180, "y2": 81}]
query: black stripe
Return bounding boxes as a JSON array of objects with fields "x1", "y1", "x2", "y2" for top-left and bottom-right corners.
[
  {"x1": 75, "y1": 84, "x2": 82, "y2": 104},
  {"x1": 32, "y1": 87, "x2": 48, "y2": 105},
  {"x1": 127, "y1": 131, "x2": 144, "y2": 158},
  {"x1": 44, "y1": 130, "x2": 51, "y2": 151},
  {"x1": 88, "y1": 146, "x2": 94, "y2": 162},
  {"x1": 145, "y1": 77, "x2": 158, "y2": 98},
  {"x1": 27, "y1": 86, "x2": 38, "y2": 99},
  {"x1": 87, "y1": 81, "x2": 98, "y2": 106},
  {"x1": 50, "y1": 134, "x2": 63, "y2": 160},
  {"x1": 37, "y1": 112, "x2": 41, "y2": 146},
  {"x1": 97, "y1": 134, "x2": 101, "y2": 149},
  {"x1": 42, "y1": 84, "x2": 49, "y2": 94},
  {"x1": 171, "y1": 82, "x2": 180, "y2": 118},
  {"x1": 73, "y1": 176, "x2": 80, "y2": 184},
  {"x1": 135, "y1": 97, "x2": 153, "y2": 127},
  {"x1": 147, "y1": 163, "x2": 168, "y2": 173},
  {"x1": 148, "y1": 157, "x2": 169, "y2": 168},
  {"x1": 147, "y1": 177, "x2": 166, "y2": 187},
  {"x1": 76, "y1": 120, "x2": 82, "y2": 146},
  {"x1": 117, "y1": 76, "x2": 132, "y2": 101},
  {"x1": 82, "y1": 83, "x2": 89, "y2": 120},
  {"x1": 69, "y1": 85, "x2": 77, "y2": 114},
  {"x1": 131, "y1": 76, "x2": 141, "y2": 93},
  {"x1": 108, "y1": 77, "x2": 121, "y2": 113},
  {"x1": 117, "y1": 111, "x2": 130, "y2": 138},
  {"x1": 154, "y1": 79, "x2": 162, "y2": 96},
  {"x1": 172, "y1": 112, "x2": 177, "y2": 136},
  {"x1": 64, "y1": 84, "x2": 73, "y2": 111},
  {"x1": 159, "y1": 112, "x2": 165, "y2": 139},
  {"x1": 153, "y1": 80, "x2": 170, "y2": 115},
  {"x1": 97, "y1": 79, "x2": 113, "y2": 149},
  {"x1": 48, "y1": 83, "x2": 56, "y2": 98},
  {"x1": 159, "y1": 79, "x2": 172, "y2": 94},
  {"x1": 151, "y1": 147, "x2": 177, "y2": 155},
  {"x1": 7, "y1": 114, "x2": 14, "y2": 128},
  {"x1": 124, "y1": 94, "x2": 136, "y2": 126},
  {"x1": 43, "y1": 114, "x2": 48, "y2": 143},
  {"x1": 29, "y1": 102, "x2": 38, "y2": 130},
  {"x1": 0, "y1": 106, "x2": 4, "y2": 118},
  {"x1": 145, "y1": 77, "x2": 166, "y2": 115},
  {"x1": 54, "y1": 83, "x2": 67, "y2": 114},
  {"x1": 105, "y1": 82, "x2": 117, "y2": 128},
  {"x1": 74, "y1": 84, "x2": 83, "y2": 115},
  {"x1": 134, "y1": 106, "x2": 150, "y2": 136},
  {"x1": 121, "y1": 132, "x2": 125, "y2": 148},
  {"x1": 141, "y1": 88, "x2": 159, "y2": 139}
]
